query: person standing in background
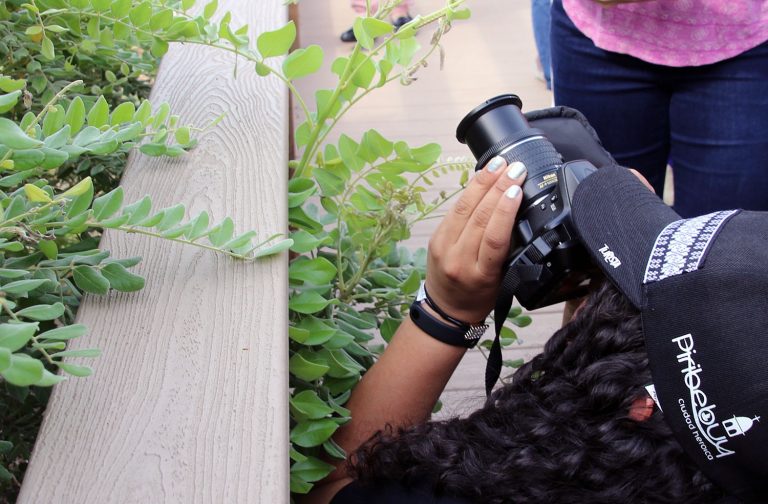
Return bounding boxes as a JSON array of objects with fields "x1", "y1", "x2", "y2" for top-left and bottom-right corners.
[
  {"x1": 531, "y1": 0, "x2": 552, "y2": 89},
  {"x1": 550, "y1": 0, "x2": 768, "y2": 218},
  {"x1": 340, "y1": 0, "x2": 414, "y2": 42}
]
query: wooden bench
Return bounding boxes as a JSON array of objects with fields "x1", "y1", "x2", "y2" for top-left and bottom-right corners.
[{"x1": 17, "y1": 1, "x2": 289, "y2": 501}]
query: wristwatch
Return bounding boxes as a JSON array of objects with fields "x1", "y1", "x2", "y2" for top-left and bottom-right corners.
[{"x1": 409, "y1": 281, "x2": 489, "y2": 348}]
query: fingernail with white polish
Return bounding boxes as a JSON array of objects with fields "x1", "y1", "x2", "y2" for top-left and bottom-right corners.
[
  {"x1": 507, "y1": 161, "x2": 527, "y2": 179},
  {"x1": 505, "y1": 185, "x2": 521, "y2": 199},
  {"x1": 487, "y1": 156, "x2": 505, "y2": 172}
]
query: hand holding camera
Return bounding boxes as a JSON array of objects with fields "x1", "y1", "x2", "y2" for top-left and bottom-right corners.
[{"x1": 424, "y1": 157, "x2": 527, "y2": 326}]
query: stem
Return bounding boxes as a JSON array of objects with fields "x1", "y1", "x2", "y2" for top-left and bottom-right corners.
[
  {"x1": 109, "y1": 224, "x2": 285, "y2": 261},
  {"x1": 0, "y1": 200, "x2": 58, "y2": 229},
  {"x1": 27, "y1": 80, "x2": 84, "y2": 133}
]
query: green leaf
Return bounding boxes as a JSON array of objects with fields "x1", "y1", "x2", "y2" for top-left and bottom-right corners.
[
  {"x1": 289, "y1": 230, "x2": 323, "y2": 253},
  {"x1": 290, "y1": 419, "x2": 339, "y2": 448},
  {"x1": 24, "y1": 184, "x2": 52, "y2": 203},
  {"x1": 203, "y1": 0, "x2": 217, "y2": 19},
  {"x1": 34, "y1": 368, "x2": 66, "y2": 386},
  {"x1": 150, "y1": 8, "x2": 173, "y2": 30},
  {"x1": 257, "y1": 20, "x2": 296, "y2": 58},
  {"x1": 92, "y1": 187, "x2": 124, "y2": 220},
  {"x1": 150, "y1": 38, "x2": 169, "y2": 58},
  {"x1": 380, "y1": 318, "x2": 401, "y2": 343},
  {"x1": 0, "y1": 118, "x2": 43, "y2": 149},
  {"x1": 65, "y1": 97, "x2": 86, "y2": 133},
  {"x1": 289, "y1": 292, "x2": 331, "y2": 314},
  {"x1": 72, "y1": 265, "x2": 110, "y2": 294},
  {"x1": 290, "y1": 456, "x2": 335, "y2": 482},
  {"x1": 369, "y1": 271, "x2": 400, "y2": 288},
  {"x1": 62, "y1": 176, "x2": 93, "y2": 198},
  {"x1": 39, "y1": 239, "x2": 57, "y2": 260},
  {"x1": 322, "y1": 438, "x2": 346, "y2": 460},
  {"x1": 0, "y1": 348, "x2": 8, "y2": 371},
  {"x1": 283, "y1": 45, "x2": 323, "y2": 80},
  {"x1": 289, "y1": 446, "x2": 307, "y2": 462},
  {"x1": 0, "y1": 90, "x2": 21, "y2": 114},
  {"x1": 45, "y1": 24, "x2": 68, "y2": 33},
  {"x1": 289, "y1": 350, "x2": 329, "y2": 381},
  {"x1": 41, "y1": 36, "x2": 54, "y2": 60},
  {"x1": 290, "y1": 474, "x2": 312, "y2": 495},
  {"x1": 2, "y1": 279, "x2": 48, "y2": 295},
  {"x1": 25, "y1": 25, "x2": 43, "y2": 35},
  {"x1": 111, "y1": 0, "x2": 131, "y2": 17},
  {"x1": 1, "y1": 354, "x2": 44, "y2": 386},
  {"x1": 296, "y1": 317, "x2": 337, "y2": 346},
  {"x1": 254, "y1": 61, "x2": 271, "y2": 76},
  {"x1": 252, "y1": 238, "x2": 293, "y2": 258},
  {"x1": 0, "y1": 269, "x2": 29, "y2": 279},
  {"x1": 123, "y1": 195, "x2": 152, "y2": 225},
  {"x1": 15, "y1": 302, "x2": 65, "y2": 321},
  {"x1": 57, "y1": 361, "x2": 93, "y2": 377},
  {"x1": 86, "y1": 96, "x2": 109, "y2": 128},
  {"x1": 0, "y1": 323, "x2": 38, "y2": 352},
  {"x1": 511, "y1": 314, "x2": 532, "y2": 327},
  {"x1": 185, "y1": 211, "x2": 209, "y2": 240},
  {"x1": 290, "y1": 390, "x2": 334, "y2": 419},
  {"x1": 110, "y1": 102, "x2": 135, "y2": 125},
  {"x1": 401, "y1": 269, "x2": 421, "y2": 294},
  {"x1": 174, "y1": 126, "x2": 190, "y2": 145},
  {"x1": 208, "y1": 217, "x2": 234, "y2": 246},
  {"x1": 91, "y1": 0, "x2": 111, "y2": 11},
  {"x1": 287, "y1": 177, "x2": 317, "y2": 208},
  {"x1": 353, "y1": 17, "x2": 392, "y2": 50},
  {"x1": 155, "y1": 204, "x2": 185, "y2": 231},
  {"x1": 53, "y1": 348, "x2": 101, "y2": 358},
  {"x1": 37, "y1": 324, "x2": 87, "y2": 341},
  {"x1": 101, "y1": 263, "x2": 144, "y2": 292},
  {"x1": 352, "y1": 18, "x2": 373, "y2": 50},
  {"x1": 0, "y1": 77, "x2": 26, "y2": 93},
  {"x1": 289, "y1": 257, "x2": 336, "y2": 285},
  {"x1": 129, "y1": 1, "x2": 152, "y2": 26}
]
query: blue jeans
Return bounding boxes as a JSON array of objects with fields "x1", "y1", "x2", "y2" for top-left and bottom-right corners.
[
  {"x1": 550, "y1": 0, "x2": 768, "y2": 218},
  {"x1": 532, "y1": 0, "x2": 552, "y2": 89}
]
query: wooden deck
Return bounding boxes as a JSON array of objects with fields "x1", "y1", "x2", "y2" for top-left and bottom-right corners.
[{"x1": 295, "y1": 0, "x2": 560, "y2": 418}]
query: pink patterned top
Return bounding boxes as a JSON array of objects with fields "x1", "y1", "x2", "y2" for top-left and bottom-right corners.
[{"x1": 562, "y1": 0, "x2": 768, "y2": 67}]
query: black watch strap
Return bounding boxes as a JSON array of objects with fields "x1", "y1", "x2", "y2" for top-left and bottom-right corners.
[{"x1": 409, "y1": 282, "x2": 488, "y2": 348}]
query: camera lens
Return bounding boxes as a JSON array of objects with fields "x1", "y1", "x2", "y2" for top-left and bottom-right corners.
[{"x1": 456, "y1": 94, "x2": 563, "y2": 206}]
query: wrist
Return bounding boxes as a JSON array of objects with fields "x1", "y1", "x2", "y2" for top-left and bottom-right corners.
[{"x1": 409, "y1": 281, "x2": 489, "y2": 348}]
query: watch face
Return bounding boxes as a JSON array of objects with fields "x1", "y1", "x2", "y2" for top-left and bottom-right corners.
[{"x1": 416, "y1": 280, "x2": 427, "y2": 302}]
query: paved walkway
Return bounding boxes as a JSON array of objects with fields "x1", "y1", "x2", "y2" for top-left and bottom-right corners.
[{"x1": 295, "y1": 0, "x2": 563, "y2": 417}]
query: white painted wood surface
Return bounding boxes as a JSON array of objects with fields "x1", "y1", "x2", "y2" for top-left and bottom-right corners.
[{"x1": 17, "y1": 1, "x2": 289, "y2": 502}]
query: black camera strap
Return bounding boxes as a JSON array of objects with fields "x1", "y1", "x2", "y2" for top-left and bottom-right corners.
[{"x1": 485, "y1": 263, "x2": 542, "y2": 397}]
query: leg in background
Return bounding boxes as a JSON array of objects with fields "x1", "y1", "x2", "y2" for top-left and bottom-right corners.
[
  {"x1": 669, "y1": 40, "x2": 768, "y2": 217},
  {"x1": 550, "y1": 0, "x2": 671, "y2": 195}
]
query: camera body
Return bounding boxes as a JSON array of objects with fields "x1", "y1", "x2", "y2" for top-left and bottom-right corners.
[{"x1": 457, "y1": 95, "x2": 600, "y2": 310}]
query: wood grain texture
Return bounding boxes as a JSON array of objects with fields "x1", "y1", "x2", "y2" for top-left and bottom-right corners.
[{"x1": 17, "y1": 2, "x2": 289, "y2": 502}]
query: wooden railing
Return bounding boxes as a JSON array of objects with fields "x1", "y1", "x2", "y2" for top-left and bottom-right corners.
[{"x1": 17, "y1": 1, "x2": 289, "y2": 501}]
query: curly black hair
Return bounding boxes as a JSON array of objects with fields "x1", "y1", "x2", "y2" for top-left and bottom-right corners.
[{"x1": 350, "y1": 282, "x2": 725, "y2": 503}]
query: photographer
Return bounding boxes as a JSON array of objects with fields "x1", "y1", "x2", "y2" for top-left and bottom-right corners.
[{"x1": 306, "y1": 154, "x2": 768, "y2": 503}]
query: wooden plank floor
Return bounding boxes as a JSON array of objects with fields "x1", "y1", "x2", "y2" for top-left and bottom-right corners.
[{"x1": 295, "y1": 0, "x2": 559, "y2": 418}]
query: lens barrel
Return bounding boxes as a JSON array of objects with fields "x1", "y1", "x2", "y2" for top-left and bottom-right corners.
[{"x1": 457, "y1": 95, "x2": 563, "y2": 204}]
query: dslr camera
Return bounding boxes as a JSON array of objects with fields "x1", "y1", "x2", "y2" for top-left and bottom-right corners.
[{"x1": 456, "y1": 95, "x2": 601, "y2": 310}]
